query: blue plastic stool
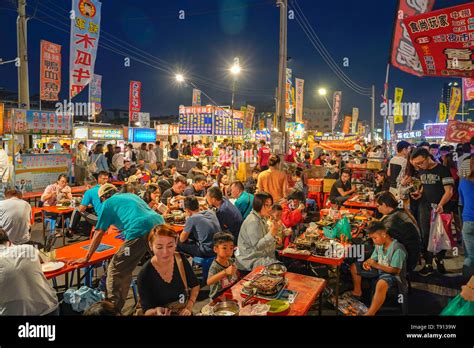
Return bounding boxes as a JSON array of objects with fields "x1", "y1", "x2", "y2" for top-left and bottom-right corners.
[
  {"x1": 44, "y1": 218, "x2": 57, "y2": 235},
  {"x1": 306, "y1": 199, "x2": 316, "y2": 212},
  {"x1": 193, "y1": 256, "x2": 215, "y2": 285}
]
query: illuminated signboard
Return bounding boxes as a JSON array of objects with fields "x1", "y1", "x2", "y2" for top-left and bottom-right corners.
[
  {"x1": 424, "y1": 123, "x2": 447, "y2": 138},
  {"x1": 395, "y1": 130, "x2": 423, "y2": 140},
  {"x1": 129, "y1": 128, "x2": 157, "y2": 143},
  {"x1": 74, "y1": 127, "x2": 88, "y2": 139},
  {"x1": 89, "y1": 127, "x2": 123, "y2": 140}
]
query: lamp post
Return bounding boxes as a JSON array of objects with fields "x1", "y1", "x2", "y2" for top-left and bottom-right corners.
[
  {"x1": 318, "y1": 88, "x2": 334, "y2": 132},
  {"x1": 230, "y1": 58, "x2": 241, "y2": 148}
]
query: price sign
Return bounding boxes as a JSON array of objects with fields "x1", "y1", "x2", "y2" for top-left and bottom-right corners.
[{"x1": 445, "y1": 120, "x2": 474, "y2": 143}]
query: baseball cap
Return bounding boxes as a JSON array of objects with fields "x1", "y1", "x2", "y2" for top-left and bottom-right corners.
[{"x1": 98, "y1": 183, "x2": 117, "y2": 198}]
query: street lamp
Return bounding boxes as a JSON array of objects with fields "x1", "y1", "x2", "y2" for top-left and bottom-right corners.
[
  {"x1": 230, "y1": 58, "x2": 241, "y2": 148},
  {"x1": 175, "y1": 74, "x2": 185, "y2": 83},
  {"x1": 318, "y1": 87, "x2": 334, "y2": 133}
]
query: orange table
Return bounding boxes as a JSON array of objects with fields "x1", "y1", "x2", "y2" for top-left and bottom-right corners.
[
  {"x1": 279, "y1": 245, "x2": 345, "y2": 315},
  {"x1": 214, "y1": 266, "x2": 326, "y2": 316},
  {"x1": 44, "y1": 231, "x2": 123, "y2": 288},
  {"x1": 343, "y1": 195, "x2": 377, "y2": 210},
  {"x1": 169, "y1": 224, "x2": 184, "y2": 234},
  {"x1": 111, "y1": 181, "x2": 126, "y2": 186},
  {"x1": 41, "y1": 206, "x2": 75, "y2": 246},
  {"x1": 320, "y1": 208, "x2": 374, "y2": 217},
  {"x1": 23, "y1": 186, "x2": 87, "y2": 205}
]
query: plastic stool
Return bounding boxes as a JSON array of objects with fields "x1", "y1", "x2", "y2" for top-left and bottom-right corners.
[
  {"x1": 193, "y1": 256, "x2": 215, "y2": 284},
  {"x1": 131, "y1": 278, "x2": 139, "y2": 305},
  {"x1": 44, "y1": 218, "x2": 57, "y2": 235}
]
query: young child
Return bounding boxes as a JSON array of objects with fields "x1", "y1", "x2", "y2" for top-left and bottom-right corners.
[
  {"x1": 350, "y1": 221, "x2": 407, "y2": 316},
  {"x1": 270, "y1": 204, "x2": 292, "y2": 249},
  {"x1": 207, "y1": 232, "x2": 240, "y2": 299}
]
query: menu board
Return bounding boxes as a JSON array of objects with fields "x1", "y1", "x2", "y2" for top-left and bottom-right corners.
[
  {"x1": 89, "y1": 127, "x2": 123, "y2": 140},
  {"x1": 178, "y1": 105, "x2": 213, "y2": 135},
  {"x1": 15, "y1": 153, "x2": 72, "y2": 191},
  {"x1": 11, "y1": 109, "x2": 72, "y2": 135},
  {"x1": 214, "y1": 109, "x2": 243, "y2": 136},
  {"x1": 129, "y1": 128, "x2": 157, "y2": 143}
]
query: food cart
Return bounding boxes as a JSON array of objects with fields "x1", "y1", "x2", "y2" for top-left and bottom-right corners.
[{"x1": 4, "y1": 109, "x2": 73, "y2": 191}]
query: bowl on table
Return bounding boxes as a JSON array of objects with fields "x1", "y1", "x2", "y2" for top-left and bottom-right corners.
[{"x1": 212, "y1": 300, "x2": 240, "y2": 316}]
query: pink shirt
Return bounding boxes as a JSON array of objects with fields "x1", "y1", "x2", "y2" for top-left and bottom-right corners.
[{"x1": 41, "y1": 183, "x2": 72, "y2": 206}]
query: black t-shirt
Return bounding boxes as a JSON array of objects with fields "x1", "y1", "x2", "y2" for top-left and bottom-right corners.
[
  {"x1": 329, "y1": 179, "x2": 351, "y2": 200},
  {"x1": 183, "y1": 184, "x2": 206, "y2": 197},
  {"x1": 137, "y1": 254, "x2": 199, "y2": 311},
  {"x1": 161, "y1": 187, "x2": 181, "y2": 204},
  {"x1": 169, "y1": 149, "x2": 179, "y2": 159},
  {"x1": 158, "y1": 179, "x2": 172, "y2": 196},
  {"x1": 419, "y1": 164, "x2": 454, "y2": 204}
]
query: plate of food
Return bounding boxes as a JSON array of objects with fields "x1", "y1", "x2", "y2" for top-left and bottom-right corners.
[
  {"x1": 41, "y1": 261, "x2": 65, "y2": 273},
  {"x1": 266, "y1": 300, "x2": 290, "y2": 315}
]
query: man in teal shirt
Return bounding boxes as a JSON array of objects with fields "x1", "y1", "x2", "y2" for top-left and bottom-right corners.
[
  {"x1": 68, "y1": 172, "x2": 109, "y2": 237},
  {"x1": 230, "y1": 181, "x2": 254, "y2": 220},
  {"x1": 71, "y1": 184, "x2": 164, "y2": 312}
]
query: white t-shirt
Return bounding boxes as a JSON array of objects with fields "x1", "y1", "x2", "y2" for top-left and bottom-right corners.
[
  {"x1": 0, "y1": 245, "x2": 58, "y2": 315},
  {"x1": 0, "y1": 197, "x2": 32, "y2": 244}
]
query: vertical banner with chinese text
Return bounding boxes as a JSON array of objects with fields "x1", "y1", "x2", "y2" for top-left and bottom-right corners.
[
  {"x1": 286, "y1": 68, "x2": 294, "y2": 118},
  {"x1": 295, "y1": 78, "x2": 304, "y2": 123},
  {"x1": 394, "y1": 87, "x2": 404, "y2": 124},
  {"x1": 129, "y1": 81, "x2": 142, "y2": 123},
  {"x1": 351, "y1": 107, "x2": 359, "y2": 134},
  {"x1": 245, "y1": 105, "x2": 255, "y2": 130},
  {"x1": 390, "y1": 0, "x2": 435, "y2": 76},
  {"x1": 192, "y1": 89, "x2": 201, "y2": 106},
  {"x1": 342, "y1": 115, "x2": 352, "y2": 134},
  {"x1": 448, "y1": 87, "x2": 462, "y2": 120},
  {"x1": 69, "y1": 0, "x2": 102, "y2": 99},
  {"x1": 89, "y1": 74, "x2": 102, "y2": 116},
  {"x1": 40, "y1": 40, "x2": 61, "y2": 101},
  {"x1": 439, "y1": 102, "x2": 447, "y2": 123},
  {"x1": 332, "y1": 91, "x2": 342, "y2": 132}
]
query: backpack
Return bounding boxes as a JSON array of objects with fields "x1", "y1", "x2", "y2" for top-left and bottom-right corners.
[{"x1": 131, "y1": 150, "x2": 137, "y2": 163}]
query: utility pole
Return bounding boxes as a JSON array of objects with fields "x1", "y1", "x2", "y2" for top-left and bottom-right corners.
[
  {"x1": 276, "y1": 0, "x2": 287, "y2": 154},
  {"x1": 371, "y1": 85, "x2": 375, "y2": 145},
  {"x1": 17, "y1": 0, "x2": 30, "y2": 110}
]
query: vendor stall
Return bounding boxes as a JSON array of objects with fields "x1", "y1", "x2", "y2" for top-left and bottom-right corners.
[
  {"x1": 73, "y1": 123, "x2": 125, "y2": 150},
  {"x1": 4, "y1": 109, "x2": 73, "y2": 191}
]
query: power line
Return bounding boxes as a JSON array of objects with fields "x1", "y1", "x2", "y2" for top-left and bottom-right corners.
[
  {"x1": 290, "y1": 0, "x2": 371, "y2": 96},
  {"x1": 35, "y1": 0, "x2": 275, "y2": 95}
]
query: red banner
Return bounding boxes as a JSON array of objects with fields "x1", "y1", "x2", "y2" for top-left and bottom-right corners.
[
  {"x1": 129, "y1": 81, "x2": 141, "y2": 122},
  {"x1": 404, "y1": 2, "x2": 474, "y2": 78},
  {"x1": 40, "y1": 40, "x2": 61, "y2": 101},
  {"x1": 391, "y1": 0, "x2": 435, "y2": 76},
  {"x1": 445, "y1": 120, "x2": 474, "y2": 143}
]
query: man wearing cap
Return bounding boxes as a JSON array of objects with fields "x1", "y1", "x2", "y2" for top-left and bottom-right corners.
[{"x1": 70, "y1": 184, "x2": 164, "y2": 312}]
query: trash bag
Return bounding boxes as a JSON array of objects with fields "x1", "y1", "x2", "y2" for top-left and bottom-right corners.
[
  {"x1": 334, "y1": 217, "x2": 352, "y2": 241},
  {"x1": 440, "y1": 294, "x2": 474, "y2": 316},
  {"x1": 427, "y1": 213, "x2": 452, "y2": 254},
  {"x1": 63, "y1": 286, "x2": 105, "y2": 313}
]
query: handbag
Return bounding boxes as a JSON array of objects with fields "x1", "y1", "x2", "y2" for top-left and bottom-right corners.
[
  {"x1": 87, "y1": 154, "x2": 101, "y2": 173},
  {"x1": 165, "y1": 253, "x2": 191, "y2": 314}
]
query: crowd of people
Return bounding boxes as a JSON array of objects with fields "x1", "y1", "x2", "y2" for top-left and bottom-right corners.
[{"x1": 0, "y1": 135, "x2": 473, "y2": 317}]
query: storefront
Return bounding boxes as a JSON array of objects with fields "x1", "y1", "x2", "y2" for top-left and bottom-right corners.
[
  {"x1": 73, "y1": 123, "x2": 125, "y2": 150},
  {"x1": 4, "y1": 109, "x2": 73, "y2": 191}
]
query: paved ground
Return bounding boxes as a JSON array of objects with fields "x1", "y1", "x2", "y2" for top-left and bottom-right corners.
[{"x1": 31, "y1": 219, "x2": 467, "y2": 316}]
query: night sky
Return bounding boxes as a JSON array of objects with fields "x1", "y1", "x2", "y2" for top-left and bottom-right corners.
[{"x1": 0, "y1": 0, "x2": 472, "y2": 129}]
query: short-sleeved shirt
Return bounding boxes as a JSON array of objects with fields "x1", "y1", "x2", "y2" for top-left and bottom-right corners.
[
  {"x1": 370, "y1": 239, "x2": 407, "y2": 279},
  {"x1": 0, "y1": 245, "x2": 58, "y2": 315},
  {"x1": 0, "y1": 197, "x2": 31, "y2": 245},
  {"x1": 41, "y1": 183, "x2": 72, "y2": 206},
  {"x1": 183, "y1": 184, "x2": 206, "y2": 197},
  {"x1": 257, "y1": 168, "x2": 287, "y2": 202},
  {"x1": 329, "y1": 179, "x2": 351, "y2": 201},
  {"x1": 137, "y1": 253, "x2": 199, "y2": 311},
  {"x1": 183, "y1": 210, "x2": 221, "y2": 255},
  {"x1": 208, "y1": 259, "x2": 240, "y2": 299},
  {"x1": 80, "y1": 185, "x2": 103, "y2": 214},
  {"x1": 258, "y1": 146, "x2": 271, "y2": 167},
  {"x1": 389, "y1": 156, "x2": 407, "y2": 189},
  {"x1": 419, "y1": 164, "x2": 454, "y2": 204},
  {"x1": 216, "y1": 199, "x2": 243, "y2": 239},
  {"x1": 161, "y1": 187, "x2": 181, "y2": 205},
  {"x1": 234, "y1": 191, "x2": 254, "y2": 220},
  {"x1": 96, "y1": 193, "x2": 164, "y2": 240}
]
